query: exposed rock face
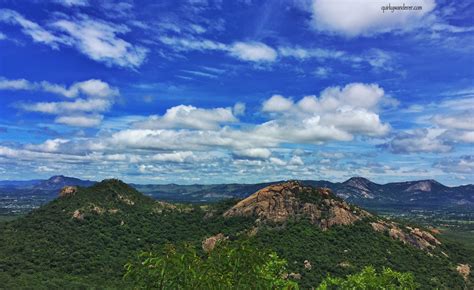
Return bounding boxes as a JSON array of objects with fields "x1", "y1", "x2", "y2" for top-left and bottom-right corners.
[
  {"x1": 405, "y1": 180, "x2": 437, "y2": 192},
  {"x1": 202, "y1": 233, "x2": 228, "y2": 253},
  {"x1": 304, "y1": 260, "x2": 312, "y2": 270},
  {"x1": 59, "y1": 186, "x2": 77, "y2": 198},
  {"x1": 370, "y1": 221, "x2": 441, "y2": 250},
  {"x1": 72, "y1": 209, "x2": 84, "y2": 220},
  {"x1": 223, "y1": 181, "x2": 371, "y2": 230},
  {"x1": 457, "y1": 264, "x2": 471, "y2": 281},
  {"x1": 118, "y1": 194, "x2": 135, "y2": 206}
]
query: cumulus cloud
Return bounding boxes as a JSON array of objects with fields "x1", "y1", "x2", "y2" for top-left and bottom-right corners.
[
  {"x1": 12, "y1": 78, "x2": 118, "y2": 127},
  {"x1": 309, "y1": 0, "x2": 436, "y2": 37},
  {"x1": 133, "y1": 105, "x2": 238, "y2": 130},
  {"x1": 262, "y1": 95, "x2": 294, "y2": 112},
  {"x1": 107, "y1": 83, "x2": 392, "y2": 157},
  {"x1": 0, "y1": 77, "x2": 119, "y2": 99},
  {"x1": 24, "y1": 138, "x2": 69, "y2": 153},
  {"x1": 0, "y1": 9, "x2": 147, "y2": 68},
  {"x1": 261, "y1": 83, "x2": 392, "y2": 139}
]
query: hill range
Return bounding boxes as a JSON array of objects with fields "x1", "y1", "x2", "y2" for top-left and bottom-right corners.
[
  {"x1": 0, "y1": 179, "x2": 472, "y2": 288},
  {"x1": 1, "y1": 175, "x2": 472, "y2": 215}
]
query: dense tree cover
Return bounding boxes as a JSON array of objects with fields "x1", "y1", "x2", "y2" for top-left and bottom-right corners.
[
  {"x1": 316, "y1": 266, "x2": 418, "y2": 290},
  {"x1": 0, "y1": 180, "x2": 471, "y2": 289},
  {"x1": 0, "y1": 180, "x2": 254, "y2": 288},
  {"x1": 124, "y1": 241, "x2": 298, "y2": 289},
  {"x1": 124, "y1": 242, "x2": 418, "y2": 290},
  {"x1": 251, "y1": 219, "x2": 470, "y2": 289}
]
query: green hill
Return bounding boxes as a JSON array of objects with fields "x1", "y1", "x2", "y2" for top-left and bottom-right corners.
[{"x1": 0, "y1": 179, "x2": 471, "y2": 289}]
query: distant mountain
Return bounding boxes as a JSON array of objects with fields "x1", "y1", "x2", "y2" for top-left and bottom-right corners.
[
  {"x1": 134, "y1": 177, "x2": 474, "y2": 211},
  {"x1": 0, "y1": 176, "x2": 472, "y2": 215},
  {"x1": 0, "y1": 180, "x2": 471, "y2": 288},
  {"x1": 32, "y1": 175, "x2": 95, "y2": 191}
]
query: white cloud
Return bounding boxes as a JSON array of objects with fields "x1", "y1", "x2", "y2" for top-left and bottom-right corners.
[
  {"x1": 313, "y1": 67, "x2": 331, "y2": 78},
  {"x1": 229, "y1": 42, "x2": 277, "y2": 62},
  {"x1": 435, "y1": 155, "x2": 474, "y2": 174},
  {"x1": 53, "y1": 0, "x2": 89, "y2": 7},
  {"x1": 160, "y1": 37, "x2": 277, "y2": 63},
  {"x1": 433, "y1": 113, "x2": 474, "y2": 130},
  {"x1": 234, "y1": 148, "x2": 272, "y2": 160},
  {"x1": 152, "y1": 151, "x2": 196, "y2": 163},
  {"x1": 11, "y1": 78, "x2": 118, "y2": 127},
  {"x1": 25, "y1": 138, "x2": 69, "y2": 153},
  {"x1": 112, "y1": 83, "x2": 392, "y2": 154},
  {"x1": 289, "y1": 155, "x2": 304, "y2": 166},
  {"x1": 0, "y1": 9, "x2": 148, "y2": 68},
  {"x1": 269, "y1": 157, "x2": 286, "y2": 166},
  {"x1": 261, "y1": 83, "x2": 392, "y2": 139},
  {"x1": 309, "y1": 0, "x2": 436, "y2": 37},
  {"x1": 20, "y1": 98, "x2": 112, "y2": 114},
  {"x1": 262, "y1": 95, "x2": 294, "y2": 112},
  {"x1": 0, "y1": 78, "x2": 32, "y2": 90},
  {"x1": 385, "y1": 128, "x2": 451, "y2": 154},
  {"x1": 52, "y1": 16, "x2": 148, "y2": 68},
  {"x1": 0, "y1": 77, "x2": 118, "y2": 99},
  {"x1": 233, "y1": 102, "x2": 246, "y2": 116},
  {"x1": 0, "y1": 9, "x2": 65, "y2": 48},
  {"x1": 133, "y1": 105, "x2": 238, "y2": 130},
  {"x1": 278, "y1": 46, "x2": 345, "y2": 59},
  {"x1": 55, "y1": 115, "x2": 103, "y2": 127}
]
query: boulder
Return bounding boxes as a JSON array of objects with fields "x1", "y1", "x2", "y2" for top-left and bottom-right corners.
[{"x1": 59, "y1": 186, "x2": 77, "y2": 198}]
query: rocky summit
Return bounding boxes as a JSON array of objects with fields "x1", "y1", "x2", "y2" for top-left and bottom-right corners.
[
  {"x1": 224, "y1": 181, "x2": 443, "y2": 251},
  {"x1": 224, "y1": 181, "x2": 371, "y2": 230}
]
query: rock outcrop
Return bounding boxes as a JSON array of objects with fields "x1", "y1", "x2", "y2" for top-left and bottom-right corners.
[
  {"x1": 456, "y1": 264, "x2": 470, "y2": 281},
  {"x1": 59, "y1": 186, "x2": 77, "y2": 198},
  {"x1": 370, "y1": 220, "x2": 441, "y2": 250},
  {"x1": 223, "y1": 181, "x2": 371, "y2": 230},
  {"x1": 202, "y1": 233, "x2": 228, "y2": 253}
]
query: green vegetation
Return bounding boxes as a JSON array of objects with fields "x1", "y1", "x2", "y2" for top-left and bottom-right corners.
[
  {"x1": 0, "y1": 180, "x2": 472, "y2": 289},
  {"x1": 125, "y1": 241, "x2": 298, "y2": 289},
  {"x1": 316, "y1": 266, "x2": 418, "y2": 290},
  {"x1": 251, "y1": 219, "x2": 470, "y2": 289}
]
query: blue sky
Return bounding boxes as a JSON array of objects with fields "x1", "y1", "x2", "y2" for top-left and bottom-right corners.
[{"x1": 0, "y1": 0, "x2": 473, "y2": 185}]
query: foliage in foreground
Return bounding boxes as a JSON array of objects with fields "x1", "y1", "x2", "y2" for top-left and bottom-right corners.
[
  {"x1": 124, "y1": 241, "x2": 299, "y2": 289},
  {"x1": 316, "y1": 266, "x2": 418, "y2": 290},
  {"x1": 124, "y1": 241, "x2": 420, "y2": 290}
]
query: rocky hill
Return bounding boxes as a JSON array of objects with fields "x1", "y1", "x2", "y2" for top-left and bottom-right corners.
[
  {"x1": 224, "y1": 181, "x2": 371, "y2": 229},
  {"x1": 224, "y1": 181, "x2": 441, "y2": 251}
]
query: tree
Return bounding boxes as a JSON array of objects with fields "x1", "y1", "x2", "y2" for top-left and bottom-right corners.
[
  {"x1": 124, "y1": 240, "x2": 299, "y2": 289},
  {"x1": 316, "y1": 266, "x2": 418, "y2": 290}
]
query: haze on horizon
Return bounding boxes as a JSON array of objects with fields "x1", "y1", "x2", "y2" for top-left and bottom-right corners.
[{"x1": 0, "y1": 0, "x2": 473, "y2": 186}]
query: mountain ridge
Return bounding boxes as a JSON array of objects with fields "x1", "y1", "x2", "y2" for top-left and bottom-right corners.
[{"x1": 1, "y1": 175, "x2": 472, "y2": 215}]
